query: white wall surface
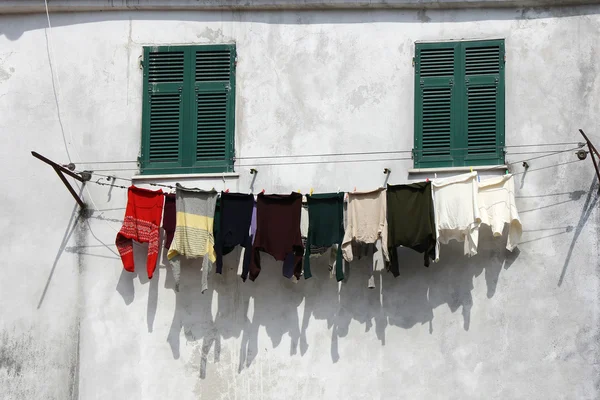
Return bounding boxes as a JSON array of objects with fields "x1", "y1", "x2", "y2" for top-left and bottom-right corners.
[{"x1": 0, "y1": 5, "x2": 599, "y2": 400}]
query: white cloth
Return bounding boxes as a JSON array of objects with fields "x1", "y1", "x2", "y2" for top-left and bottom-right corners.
[
  {"x1": 477, "y1": 174, "x2": 522, "y2": 251},
  {"x1": 300, "y1": 205, "x2": 309, "y2": 238},
  {"x1": 432, "y1": 172, "x2": 480, "y2": 261},
  {"x1": 341, "y1": 187, "x2": 389, "y2": 263}
]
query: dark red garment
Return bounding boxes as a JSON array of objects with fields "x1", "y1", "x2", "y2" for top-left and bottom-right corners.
[
  {"x1": 249, "y1": 192, "x2": 304, "y2": 281},
  {"x1": 162, "y1": 193, "x2": 176, "y2": 249},
  {"x1": 115, "y1": 186, "x2": 164, "y2": 279}
]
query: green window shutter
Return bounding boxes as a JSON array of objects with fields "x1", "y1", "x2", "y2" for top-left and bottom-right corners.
[
  {"x1": 140, "y1": 45, "x2": 235, "y2": 175},
  {"x1": 414, "y1": 40, "x2": 505, "y2": 169},
  {"x1": 141, "y1": 48, "x2": 187, "y2": 174},
  {"x1": 463, "y1": 41, "x2": 505, "y2": 166},
  {"x1": 414, "y1": 43, "x2": 459, "y2": 168},
  {"x1": 191, "y1": 45, "x2": 236, "y2": 173}
]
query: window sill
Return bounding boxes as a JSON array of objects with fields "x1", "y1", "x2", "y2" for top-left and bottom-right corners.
[
  {"x1": 408, "y1": 165, "x2": 508, "y2": 175},
  {"x1": 132, "y1": 172, "x2": 240, "y2": 181}
]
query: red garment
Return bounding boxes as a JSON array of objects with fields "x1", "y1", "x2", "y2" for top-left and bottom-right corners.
[{"x1": 116, "y1": 186, "x2": 164, "y2": 278}]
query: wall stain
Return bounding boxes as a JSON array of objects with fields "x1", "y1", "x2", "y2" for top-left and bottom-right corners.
[
  {"x1": 0, "y1": 330, "x2": 29, "y2": 377},
  {"x1": 417, "y1": 9, "x2": 431, "y2": 23}
]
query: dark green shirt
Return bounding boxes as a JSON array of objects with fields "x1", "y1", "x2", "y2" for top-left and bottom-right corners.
[
  {"x1": 304, "y1": 193, "x2": 345, "y2": 281},
  {"x1": 387, "y1": 182, "x2": 436, "y2": 276}
]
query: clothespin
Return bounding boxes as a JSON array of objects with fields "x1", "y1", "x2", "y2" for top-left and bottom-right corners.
[
  {"x1": 353, "y1": 186, "x2": 356, "y2": 192},
  {"x1": 470, "y1": 166, "x2": 473, "y2": 173},
  {"x1": 297, "y1": 189, "x2": 301, "y2": 193},
  {"x1": 477, "y1": 175, "x2": 480, "y2": 182},
  {"x1": 426, "y1": 178, "x2": 430, "y2": 182},
  {"x1": 337, "y1": 187, "x2": 341, "y2": 193},
  {"x1": 225, "y1": 189, "x2": 230, "y2": 193},
  {"x1": 434, "y1": 173, "x2": 437, "y2": 179},
  {"x1": 261, "y1": 189, "x2": 265, "y2": 194},
  {"x1": 310, "y1": 188, "x2": 314, "y2": 196}
]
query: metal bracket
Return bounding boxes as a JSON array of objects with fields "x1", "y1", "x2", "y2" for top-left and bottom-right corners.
[
  {"x1": 31, "y1": 151, "x2": 90, "y2": 208},
  {"x1": 579, "y1": 129, "x2": 600, "y2": 189}
]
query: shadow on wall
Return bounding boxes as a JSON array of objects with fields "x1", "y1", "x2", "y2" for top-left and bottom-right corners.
[
  {"x1": 1, "y1": 5, "x2": 600, "y2": 41},
  {"x1": 55, "y1": 182, "x2": 595, "y2": 380},
  {"x1": 112, "y1": 226, "x2": 518, "y2": 379}
]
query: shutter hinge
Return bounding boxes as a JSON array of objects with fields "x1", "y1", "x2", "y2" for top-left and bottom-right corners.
[
  {"x1": 420, "y1": 79, "x2": 424, "y2": 88},
  {"x1": 449, "y1": 78, "x2": 454, "y2": 87},
  {"x1": 139, "y1": 55, "x2": 144, "y2": 70},
  {"x1": 225, "y1": 83, "x2": 231, "y2": 92},
  {"x1": 412, "y1": 57, "x2": 415, "y2": 67}
]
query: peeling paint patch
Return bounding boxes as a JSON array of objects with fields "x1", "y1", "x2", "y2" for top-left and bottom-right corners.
[
  {"x1": 347, "y1": 84, "x2": 384, "y2": 111},
  {"x1": 195, "y1": 27, "x2": 232, "y2": 43},
  {"x1": 0, "y1": 66, "x2": 12, "y2": 83}
]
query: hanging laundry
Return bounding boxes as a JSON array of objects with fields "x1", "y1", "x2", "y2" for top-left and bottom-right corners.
[
  {"x1": 341, "y1": 188, "x2": 389, "y2": 287},
  {"x1": 250, "y1": 199, "x2": 257, "y2": 244},
  {"x1": 477, "y1": 174, "x2": 522, "y2": 251},
  {"x1": 214, "y1": 192, "x2": 255, "y2": 281},
  {"x1": 162, "y1": 193, "x2": 176, "y2": 249},
  {"x1": 431, "y1": 171, "x2": 480, "y2": 261},
  {"x1": 115, "y1": 186, "x2": 164, "y2": 279},
  {"x1": 387, "y1": 182, "x2": 436, "y2": 276},
  {"x1": 235, "y1": 199, "x2": 258, "y2": 277},
  {"x1": 300, "y1": 204, "x2": 331, "y2": 258},
  {"x1": 213, "y1": 197, "x2": 236, "y2": 268},
  {"x1": 168, "y1": 184, "x2": 218, "y2": 292},
  {"x1": 249, "y1": 192, "x2": 304, "y2": 281},
  {"x1": 303, "y1": 193, "x2": 345, "y2": 281}
]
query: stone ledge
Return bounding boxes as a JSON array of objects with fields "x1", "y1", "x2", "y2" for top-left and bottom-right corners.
[
  {"x1": 132, "y1": 172, "x2": 240, "y2": 181},
  {"x1": 1, "y1": 0, "x2": 598, "y2": 14},
  {"x1": 408, "y1": 165, "x2": 508, "y2": 174}
]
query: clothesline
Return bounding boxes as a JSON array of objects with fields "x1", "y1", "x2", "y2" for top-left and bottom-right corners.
[
  {"x1": 79, "y1": 146, "x2": 585, "y2": 192},
  {"x1": 71, "y1": 142, "x2": 584, "y2": 166},
  {"x1": 78, "y1": 145, "x2": 584, "y2": 173}
]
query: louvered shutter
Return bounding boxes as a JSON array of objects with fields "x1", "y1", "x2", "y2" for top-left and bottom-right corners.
[
  {"x1": 141, "y1": 48, "x2": 186, "y2": 173},
  {"x1": 414, "y1": 40, "x2": 505, "y2": 168},
  {"x1": 191, "y1": 45, "x2": 235, "y2": 173},
  {"x1": 414, "y1": 43, "x2": 458, "y2": 168},
  {"x1": 463, "y1": 41, "x2": 505, "y2": 165}
]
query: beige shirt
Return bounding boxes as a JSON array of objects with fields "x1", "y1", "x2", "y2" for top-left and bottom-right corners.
[{"x1": 341, "y1": 188, "x2": 389, "y2": 263}]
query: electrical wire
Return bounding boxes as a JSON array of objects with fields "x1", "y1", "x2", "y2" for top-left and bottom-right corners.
[{"x1": 44, "y1": 0, "x2": 81, "y2": 164}]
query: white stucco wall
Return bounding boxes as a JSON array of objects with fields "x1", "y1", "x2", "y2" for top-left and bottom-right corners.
[{"x1": 0, "y1": 5, "x2": 599, "y2": 400}]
